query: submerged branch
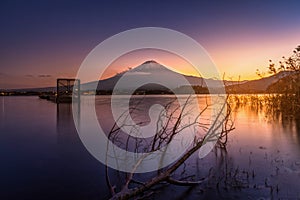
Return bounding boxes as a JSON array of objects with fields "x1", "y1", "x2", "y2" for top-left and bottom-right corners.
[
  {"x1": 166, "y1": 177, "x2": 206, "y2": 186},
  {"x1": 107, "y1": 95, "x2": 234, "y2": 200}
]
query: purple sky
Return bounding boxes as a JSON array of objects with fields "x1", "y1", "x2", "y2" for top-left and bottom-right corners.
[{"x1": 1, "y1": 0, "x2": 300, "y2": 88}]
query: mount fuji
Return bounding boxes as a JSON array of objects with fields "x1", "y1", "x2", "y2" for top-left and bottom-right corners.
[{"x1": 81, "y1": 60, "x2": 238, "y2": 92}]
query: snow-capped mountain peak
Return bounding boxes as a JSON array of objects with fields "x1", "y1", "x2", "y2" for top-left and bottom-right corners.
[{"x1": 130, "y1": 60, "x2": 172, "y2": 73}]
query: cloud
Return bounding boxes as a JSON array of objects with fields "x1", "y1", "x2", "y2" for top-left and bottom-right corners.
[
  {"x1": 25, "y1": 74, "x2": 34, "y2": 77},
  {"x1": 38, "y1": 74, "x2": 52, "y2": 78},
  {"x1": 23, "y1": 74, "x2": 52, "y2": 78}
]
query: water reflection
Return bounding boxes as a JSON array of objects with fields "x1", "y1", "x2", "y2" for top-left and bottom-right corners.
[
  {"x1": 1, "y1": 96, "x2": 300, "y2": 199},
  {"x1": 158, "y1": 95, "x2": 300, "y2": 199},
  {"x1": 55, "y1": 103, "x2": 109, "y2": 200}
]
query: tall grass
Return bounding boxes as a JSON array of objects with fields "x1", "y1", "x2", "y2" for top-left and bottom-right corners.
[{"x1": 229, "y1": 93, "x2": 300, "y2": 121}]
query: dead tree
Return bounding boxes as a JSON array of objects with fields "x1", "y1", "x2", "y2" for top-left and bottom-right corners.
[{"x1": 105, "y1": 95, "x2": 234, "y2": 200}]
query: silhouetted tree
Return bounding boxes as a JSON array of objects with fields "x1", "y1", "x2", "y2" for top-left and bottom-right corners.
[
  {"x1": 265, "y1": 45, "x2": 300, "y2": 118},
  {"x1": 268, "y1": 45, "x2": 300, "y2": 74}
]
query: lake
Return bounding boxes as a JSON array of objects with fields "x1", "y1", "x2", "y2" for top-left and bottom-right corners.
[{"x1": 1, "y1": 95, "x2": 300, "y2": 199}]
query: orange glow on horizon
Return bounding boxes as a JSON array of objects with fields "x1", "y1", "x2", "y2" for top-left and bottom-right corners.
[
  {"x1": 199, "y1": 29, "x2": 300, "y2": 81},
  {"x1": 99, "y1": 27, "x2": 300, "y2": 82},
  {"x1": 2, "y1": 27, "x2": 300, "y2": 89}
]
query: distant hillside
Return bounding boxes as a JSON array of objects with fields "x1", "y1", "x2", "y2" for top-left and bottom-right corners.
[
  {"x1": 2, "y1": 86, "x2": 56, "y2": 93},
  {"x1": 226, "y1": 71, "x2": 294, "y2": 93},
  {"x1": 267, "y1": 72, "x2": 300, "y2": 94}
]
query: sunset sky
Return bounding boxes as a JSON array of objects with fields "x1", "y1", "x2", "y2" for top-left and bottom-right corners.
[{"x1": 1, "y1": 0, "x2": 300, "y2": 89}]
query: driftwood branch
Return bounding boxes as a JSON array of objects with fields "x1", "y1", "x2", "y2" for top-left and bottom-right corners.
[
  {"x1": 166, "y1": 177, "x2": 206, "y2": 186},
  {"x1": 106, "y1": 95, "x2": 234, "y2": 200}
]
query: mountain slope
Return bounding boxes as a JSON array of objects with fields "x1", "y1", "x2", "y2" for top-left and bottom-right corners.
[
  {"x1": 267, "y1": 72, "x2": 300, "y2": 93},
  {"x1": 226, "y1": 71, "x2": 294, "y2": 93},
  {"x1": 84, "y1": 60, "x2": 241, "y2": 91}
]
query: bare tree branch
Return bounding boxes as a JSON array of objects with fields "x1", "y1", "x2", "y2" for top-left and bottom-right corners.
[{"x1": 106, "y1": 94, "x2": 234, "y2": 200}]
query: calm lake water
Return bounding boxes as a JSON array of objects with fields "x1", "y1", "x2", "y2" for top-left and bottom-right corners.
[{"x1": 1, "y1": 95, "x2": 300, "y2": 199}]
